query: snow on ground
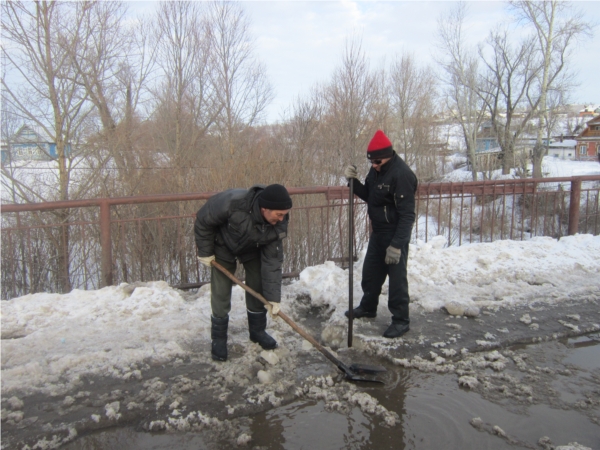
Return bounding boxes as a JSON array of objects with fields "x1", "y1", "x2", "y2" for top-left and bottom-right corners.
[
  {"x1": 2, "y1": 234, "x2": 599, "y2": 397},
  {"x1": 542, "y1": 156, "x2": 600, "y2": 178},
  {"x1": 441, "y1": 154, "x2": 600, "y2": 182}
]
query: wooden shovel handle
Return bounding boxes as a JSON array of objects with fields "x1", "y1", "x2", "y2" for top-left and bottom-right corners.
[{"x1": 211, "y1": 260, "x2": 347, "y2": 371}]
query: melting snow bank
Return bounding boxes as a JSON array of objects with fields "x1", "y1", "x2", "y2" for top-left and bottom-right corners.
[
  {"x1": 1, "y1": 281, "x2": 204, "y2": 395},
  {"x1": 287, "y1": 234, "x2": 600, "y2": 332},
  {"x1": 409, "y1": 234, "x2": 600, "y2": 313}
]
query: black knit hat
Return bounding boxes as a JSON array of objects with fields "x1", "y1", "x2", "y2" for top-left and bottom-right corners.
[{"x1": 258, "y1": 184, "x2": 293, "y2": 210}]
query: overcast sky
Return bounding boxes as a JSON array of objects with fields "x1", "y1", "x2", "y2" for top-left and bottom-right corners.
[{"x1": 127, "y1": 1, "x2": 600, "y2": 124}]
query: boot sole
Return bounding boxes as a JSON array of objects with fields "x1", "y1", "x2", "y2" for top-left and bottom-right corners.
[{"x1": 211, "y1": 353, "x2": 227, "y2": 361}]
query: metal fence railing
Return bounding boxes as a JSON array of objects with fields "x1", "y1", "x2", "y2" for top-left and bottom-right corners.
[{"x1": 2, "y1": 176, "x2": 599, "y2": 299}]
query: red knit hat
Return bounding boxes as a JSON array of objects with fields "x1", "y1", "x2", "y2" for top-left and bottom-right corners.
[{"x1": 367, "y1": 130, "x2": 394, "y2": 160}]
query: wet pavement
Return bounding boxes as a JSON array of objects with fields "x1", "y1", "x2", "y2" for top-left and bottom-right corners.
[{"x1": 2, "y1": 295, "x2": 599, "y2": 450}]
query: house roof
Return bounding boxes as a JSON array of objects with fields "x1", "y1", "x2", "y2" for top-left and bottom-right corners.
[
  {"x1": 549, "y1": 139, "x2": 576, "y2": 148},
  {"x1": 584, "y1": 115, "x2": 600, "y2": 126},
  {"x1": 576, "y1": 115, "x2": 600, "y2": 139},
  {"x1": 12, "y1": 125, "x2": 54, "y2": 144}
]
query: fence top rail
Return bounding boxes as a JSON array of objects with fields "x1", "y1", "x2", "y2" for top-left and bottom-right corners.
[
  {"x1": 2, "y1": 176, "x2": 599, "y2": 214},
  {"x1": 0, "y1": 186, "x2": 349, "y2": 213},
  {"x1": 421, "y1": 175, "x2": 600, "y2": 189}
]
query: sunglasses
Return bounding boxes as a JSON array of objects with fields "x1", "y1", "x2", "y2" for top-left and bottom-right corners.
[{"x1": 369, "y1": 159, "x2": 383, "y2": 165}]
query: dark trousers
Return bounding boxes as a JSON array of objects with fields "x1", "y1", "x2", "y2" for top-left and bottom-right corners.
[
  {"x1": 211, "y1": 257, "x2": 266, "y2": 318},
  {"x1": 359, "y1": 232, "x2": 410, "y2": 324}
]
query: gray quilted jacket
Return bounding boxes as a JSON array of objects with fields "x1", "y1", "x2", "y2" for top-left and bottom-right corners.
[{"x1": 194, "y1": 185, "x2": 288, "y2": 302}]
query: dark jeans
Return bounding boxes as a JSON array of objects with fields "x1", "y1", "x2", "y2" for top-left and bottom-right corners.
[
  {"x1": 211, "y1": 257, "x2": 266, "y2": 318},
  {"x1": 359, "y1": 232, "x2": 410, "y2": 324}
]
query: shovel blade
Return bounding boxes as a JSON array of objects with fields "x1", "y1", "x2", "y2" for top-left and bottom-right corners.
[
  {"x1": 339, "y1": 362, "x2": 385, "y2": 384},
  {"x1": 345, "y1": 374, "x2": 385, "y2": 384},
  {"x1": 349, "y1": 363, "x2": 387, "y2": 375}
]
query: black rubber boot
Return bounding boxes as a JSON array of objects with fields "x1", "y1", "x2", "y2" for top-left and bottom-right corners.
[
  {"x1": 383, "y1": 322, "x2": 410, "y2": 339},
  {"x1": 211, "y1": 315, "x2": 229, "y2": 361},
  {"x1": 345, "y1": 306, "x2": 377, "y2": 319},
  {"x1": 247, "y1": 310, "x2": 277, "y2": 350}
]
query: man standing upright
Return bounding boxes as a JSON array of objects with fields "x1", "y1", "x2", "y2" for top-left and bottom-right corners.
[
  {"x1": 344, "y1": 130, "x2": 418, "y2": 338},
  {"x1": 194, "y1": 184, "x2": 292, "y2": 361}
]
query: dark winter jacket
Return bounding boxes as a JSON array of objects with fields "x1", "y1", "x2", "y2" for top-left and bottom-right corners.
[
  {"x1": 353, "y1": 152, "x2": 418, "y2": 249},
  {"x1": 194, "y1": 185, "x2": 288, "y2": 302}
]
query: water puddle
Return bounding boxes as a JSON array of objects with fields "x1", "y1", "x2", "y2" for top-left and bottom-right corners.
[{"x1": 64, "y1": 333, "x2": 600, "y2": 450}]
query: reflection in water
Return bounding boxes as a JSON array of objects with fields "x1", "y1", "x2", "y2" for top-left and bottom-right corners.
[
  {"x1": 64, "y1": 429, "x2": 209, "y2": 450},
  {"x1": 561, "y1": 333, "x2": 600, "y2": 371},
  {"x1": 251, "y1": 401, "x2": 372, "y2": 449}
]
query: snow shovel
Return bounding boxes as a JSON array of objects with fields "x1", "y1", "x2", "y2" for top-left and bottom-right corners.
[{"x1": 211, "y1": 260, "x2": 386, "y2": 383}]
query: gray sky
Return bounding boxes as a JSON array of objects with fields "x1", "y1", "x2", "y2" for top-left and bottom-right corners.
[{"x1": 130, "y1": 1, "x2": 600, "y2": 124}]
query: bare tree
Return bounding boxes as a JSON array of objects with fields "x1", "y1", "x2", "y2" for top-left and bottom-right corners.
[
  {"x1": 258, "y1": 89, "x2": 332, "y2": 189},
  {"x1": 68, "y1": 2, "x2": 124, "y2": 132},
  {"x1": 437, "y1": 3, "x2": 490, "y2": 181},
  {"x1": 388, "y1": 53, "x2": 440, "y2": 180},
  {"x1": 1, "y1": 87, "x2": 24, "y2": 204},
  {"x1": 479, "y1": 29, "x2": 542, "y2": 175},
  {"x1": 510, "y1": 0, "x2": 592, "y2": 178},
  {"x1": 206, "y1": 1, "x2": 274, "y2": 158},
  {"x1": 1, "y1": 1, "x2": 96, "y2": 203},
  {"x1": 1, "y1": 1, "x2": 105, "y2": 292},
  {"x1": 67, "y1": 1, "x2": 159, "y2": 197},
  {"x1": 282, "y1": 93, "x2": 326, "y2": 185},
  {"x1": 149, "y1": 1, "x2": 218, "y2": 193},
  {"x1": 320, "y1": 37, "x2": 386, "y2": 180},
  {"x1": 142, "y1": 1, "x2": 221, "y2": 283}
]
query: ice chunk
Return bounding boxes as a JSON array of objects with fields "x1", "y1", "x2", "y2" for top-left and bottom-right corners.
[
  {"x1": 520, "y1": 314, "x2": 532, "y2": 325},
  {"x1": 257, "y1": 370, "x2": 272, "y2": 384},
  {"x1": 458, "y1": 376, "x2": 479, "y2": 389},
  {"x1": 260, "y1": 350, "x2": 279, "y2": 365},
  {"x1": 7, "y1": 396, "x2": 24, "y2": 410}
]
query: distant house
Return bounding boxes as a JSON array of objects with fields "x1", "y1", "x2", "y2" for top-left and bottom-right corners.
[
  {"x1": 475, "y1": 121, "x2": 500, "y2": 153},
  {"x1": 547, "y1": 138, "x2": 577, "y2": 160},
  {"x1": 472, "y1": 121, "x2": 536, "y2": 172},
  {"x1": 575, "y1": 115, "x2": 600, "y2": 161},
  {"x1": 1, "y1": 125, "x2": 70, "y2": 164},
  {"x1": 578, "y1": 105, "x2": 600, "y2": 118},
  {"x1": 0, "y1": 141, "x2": 8, "y2": 164}
]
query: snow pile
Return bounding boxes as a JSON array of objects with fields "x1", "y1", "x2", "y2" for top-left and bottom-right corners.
[
  {"x1": 409, "y1": 233, "x2": 600, "y2": 313},
  {"x1": 1, "y1": 281, "x2": 207, "y2": 394}
]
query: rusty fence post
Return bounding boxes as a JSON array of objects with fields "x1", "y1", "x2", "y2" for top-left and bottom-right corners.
[
  {"x1": 100, "y1": 200, "x2": 113, "y2": 287},
  {"x1": 568, "y1": 177, "x2": 582, "y2": 236}
]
